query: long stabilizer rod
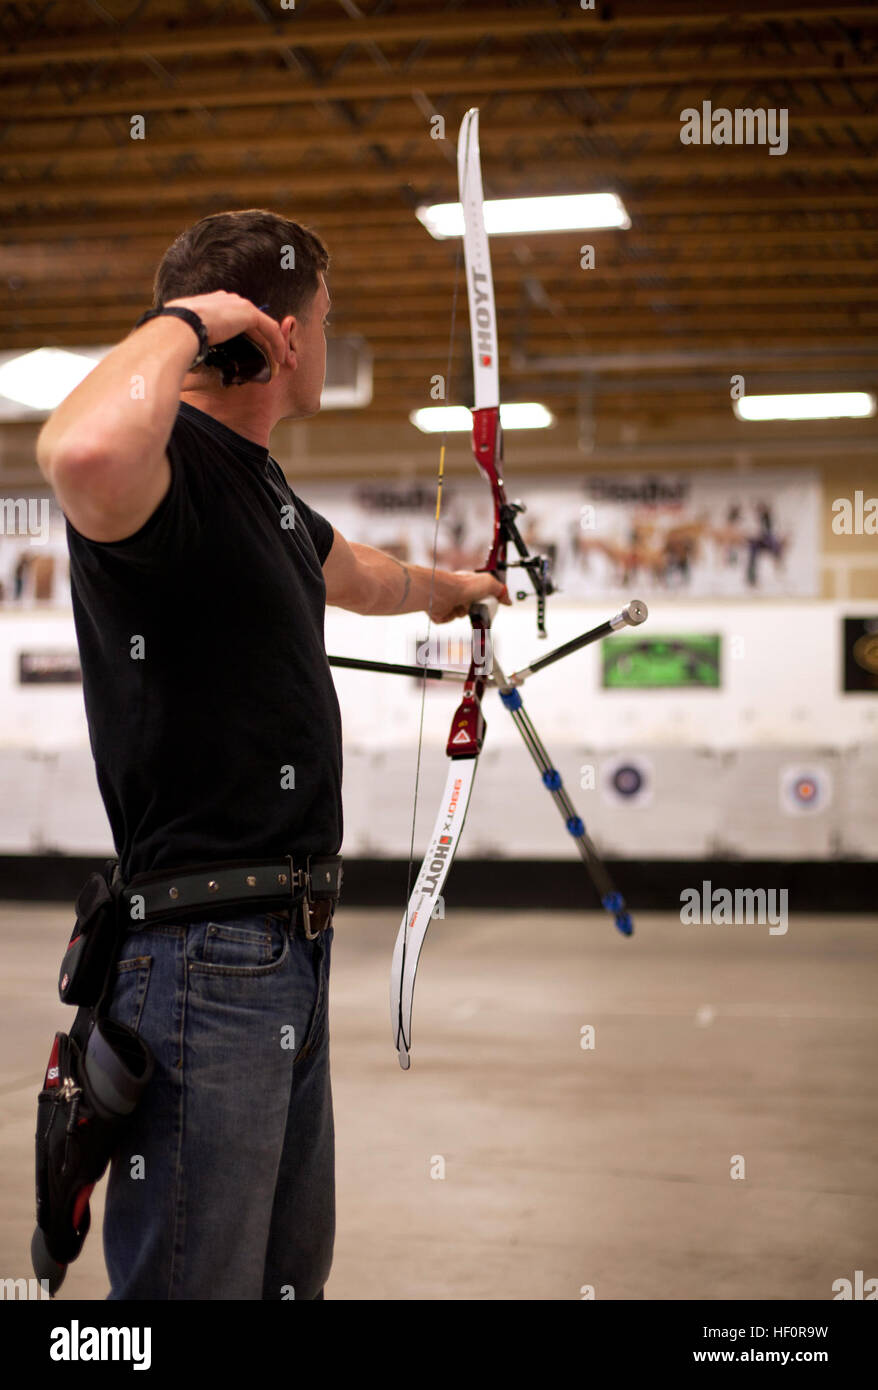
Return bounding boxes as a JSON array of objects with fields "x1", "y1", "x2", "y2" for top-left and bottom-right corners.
[
  {"x1": 504, "y1": 600, "x2": 647, "y2": 686},
  {"x1": 492, "y1": 655, "x2": 634, "y2": 937},
  {"x1": 327, "y1": 599, "x2": 647, "y2": 688},
  {"x1": 328, "y1": 654, "x2": 465, "y2": 682}
]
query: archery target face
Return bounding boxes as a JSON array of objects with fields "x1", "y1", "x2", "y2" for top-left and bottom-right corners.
[
  {"x1": 779, "y1": 765, "x2": 831, "y2": 816},
  {"x1": 601, "y1": 755, "x2": 653, "y2": 807}
]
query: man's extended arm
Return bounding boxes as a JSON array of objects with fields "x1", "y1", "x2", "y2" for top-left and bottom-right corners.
[{"x1": 322, "y1": 528, "x2": 508, "y2": 623}]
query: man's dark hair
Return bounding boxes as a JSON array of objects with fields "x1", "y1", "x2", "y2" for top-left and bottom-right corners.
[{"x1": 153, "y1": 208, "x2": 330, "y2": 324}]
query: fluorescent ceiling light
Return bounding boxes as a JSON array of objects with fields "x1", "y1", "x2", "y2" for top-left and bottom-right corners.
[
  {"x1": 734, "y1": 392, "x2": 876, "y2": 421},
  {"x1": 417, "y1": 193, "x2": 631, "y2": 240},
  {"x1": 0, "y1": 347, "x2": 103, "y2": 411},
  {"x1": 410, "y1": 403, "x2": 554, "y2": 433}
]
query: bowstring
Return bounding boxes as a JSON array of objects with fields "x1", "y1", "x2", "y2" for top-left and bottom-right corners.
[{"x1": 399, "y1": 224, "x2": 464, "y2": 997}]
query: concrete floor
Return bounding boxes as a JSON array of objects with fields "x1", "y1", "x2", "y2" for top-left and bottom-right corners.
[{"x1": 1, "y1": 901, "x2": 875, "y2": 1300}]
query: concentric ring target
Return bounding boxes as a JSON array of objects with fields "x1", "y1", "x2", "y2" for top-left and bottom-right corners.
[
  {"x1": 601, "y1": 756, "x2": 653, "y2": 808},
  {"x1": 779, "y1": 766, "x2": 831, "y2": 816}
]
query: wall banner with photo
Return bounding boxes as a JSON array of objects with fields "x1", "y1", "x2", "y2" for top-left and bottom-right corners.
[
  {"x1": 843, "y1": 616, "x2": 878, "y2": 692},
  {"x1": 0, "y1": 493, "x2": 70, "y2": 605},
  {"x1": 0, "y1": 467, "x2": 820, "y2": 610},
  {"x1": 304, "y1": 467, "x2": 820, "y2": 601}
]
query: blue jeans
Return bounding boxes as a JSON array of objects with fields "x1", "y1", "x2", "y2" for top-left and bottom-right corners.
[{"x1": 101, "y1": 906, "x2": 334, "y2": 1299}]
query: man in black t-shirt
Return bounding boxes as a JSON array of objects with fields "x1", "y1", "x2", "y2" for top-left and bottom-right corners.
[
  {"x1": 36, "y1": 209, "x2": 506, "y2": 1300},
  {"x1": 66, "y1": 401, "x2": 344, "y2": 883}
]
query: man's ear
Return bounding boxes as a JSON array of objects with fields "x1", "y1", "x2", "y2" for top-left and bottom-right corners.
[{"x1": 280, "y1": 313, "x2": 297, "y2": 364}]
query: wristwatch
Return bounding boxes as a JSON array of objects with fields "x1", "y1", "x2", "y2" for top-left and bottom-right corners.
[{"x1": 132, "y1": 306, "x2": 210, "y2": 368}]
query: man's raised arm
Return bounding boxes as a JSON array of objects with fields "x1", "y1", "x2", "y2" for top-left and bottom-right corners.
[{"x1": 36, "y1": 293, "x2": 288, "y2": 544}]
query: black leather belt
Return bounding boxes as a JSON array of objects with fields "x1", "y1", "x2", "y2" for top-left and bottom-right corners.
[{"x1": 116, "y1": 855, "x2": 342, "y2": 939}]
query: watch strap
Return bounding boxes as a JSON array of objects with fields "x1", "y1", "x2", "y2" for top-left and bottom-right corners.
[{"x1": 133, "y1": 306, "x2": 210, "y2": 367}]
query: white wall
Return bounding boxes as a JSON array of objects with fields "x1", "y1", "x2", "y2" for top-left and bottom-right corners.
[
  {"x1": 0, "y1": 600, "x2": 875, "y2": 860},
  {"x1": 324, "y1": 598, "x2": 878, "y2": 751}
]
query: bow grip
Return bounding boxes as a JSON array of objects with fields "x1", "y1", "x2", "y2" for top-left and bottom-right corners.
[{"x1": 470, "y1": 598, "x2": 498, "y2": 624}]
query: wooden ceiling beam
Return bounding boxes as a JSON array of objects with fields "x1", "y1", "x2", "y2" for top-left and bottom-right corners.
[
  {"x1": 1, "y1": 325, "x2": 870, "y2": 358},
  {"x1": 4, "y1": 198, "x2": 877, "y2": 245},
  {"x1": 5, "y1": 264, "x2": 872, "y2": 314},
  {"x1": 5, "y1": 109, "x2": 877, "y2": 172},
  {"x1": 2, "y1": 5, "x2": 872, "y2": 70},
  {"x1": 2, "y1": 227, "x2": 877, "y2": 281},
  {"x1": 4, "y1": 55, "x2": 877, "y2": 121},
  {"x1": 7, "y1": 279, "x2": 877, "y2": 314},
  {"x1": 2, "y1": 305, "x2": 873, "y2": 336},
  {"x1": 329, "y1": 263, "x2": 878, "y2": 286},
  {"x1": 2, "y1": 152, "x2": 875, "y2": 214}
]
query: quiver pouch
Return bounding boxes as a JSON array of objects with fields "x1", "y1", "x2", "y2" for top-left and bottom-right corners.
[{"x1": 58, "y1": 865, "x2": 119, "y2": 1006}]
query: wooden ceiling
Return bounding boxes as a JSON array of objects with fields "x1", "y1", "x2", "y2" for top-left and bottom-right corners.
[{"x1": 1, "y1": 0, "x2": 877, "y2": 446}]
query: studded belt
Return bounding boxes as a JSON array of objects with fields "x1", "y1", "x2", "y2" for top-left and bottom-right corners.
[{"x1": 115, "y1": 855, "x2": 343, "y2": 939}]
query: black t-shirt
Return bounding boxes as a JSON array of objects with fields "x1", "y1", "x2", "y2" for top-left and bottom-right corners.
[{"x1": 65, "y1": 400, "x2": 342, "y2": 880}]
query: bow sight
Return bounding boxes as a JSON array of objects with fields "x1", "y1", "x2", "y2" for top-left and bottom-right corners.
[{"x1": 498, "y1": 495, "x2": 554, "y2": 637}]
